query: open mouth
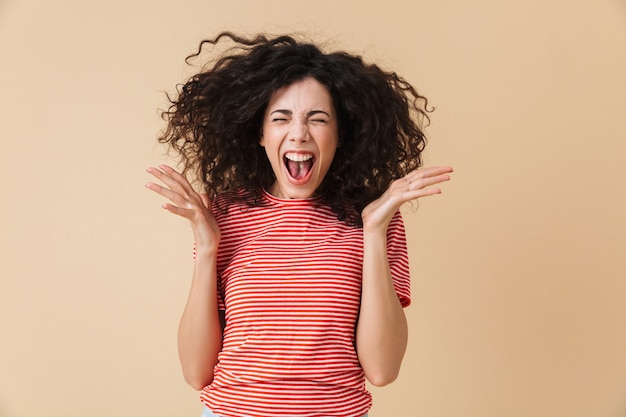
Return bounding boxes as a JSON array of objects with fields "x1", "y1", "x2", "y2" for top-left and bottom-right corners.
[{"x1": 284, "y1": 152, "x2": 314, "y2": 182}]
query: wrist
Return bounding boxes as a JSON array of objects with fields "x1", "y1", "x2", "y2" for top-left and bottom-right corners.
[
  {"x1": 193, "y1": 242, "x2": 219, "y2": 260},
  {"x1": 362, "y1": 230, "x2": 388, "y2": 252},
  {"x1": 362, "y1": 223, "x2": 388, "y2": 239}
]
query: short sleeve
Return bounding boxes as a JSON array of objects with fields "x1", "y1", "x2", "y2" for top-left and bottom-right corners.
[{"x1": 386, "y1": 211, "x2": 411, "y2": 307}]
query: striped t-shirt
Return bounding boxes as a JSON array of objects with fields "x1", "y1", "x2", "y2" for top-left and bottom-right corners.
[{"x1": 200, "y1": 189, "x2": 411, "y2": 417}]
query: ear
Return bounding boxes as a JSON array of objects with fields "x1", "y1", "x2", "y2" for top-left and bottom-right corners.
[{"x1": 259, "y1": 129, "x2": 265, "y2": 147}]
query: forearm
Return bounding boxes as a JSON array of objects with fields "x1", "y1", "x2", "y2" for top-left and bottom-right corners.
[
  {"x1": 356, "y1": 230, "x2": 408, "y2": 387},
  {"x1": 178, "y1": 248, "x2": 223, "y2": 390}
]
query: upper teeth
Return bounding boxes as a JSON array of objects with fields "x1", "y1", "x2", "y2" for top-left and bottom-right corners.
[{"x1": 285, "y1": 152, "x2": 313, "y2": 162}]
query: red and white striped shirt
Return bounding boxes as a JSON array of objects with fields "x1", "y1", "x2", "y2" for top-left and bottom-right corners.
[{"x1": 200, "y1": 190, "x2": 411, "y2": 417}]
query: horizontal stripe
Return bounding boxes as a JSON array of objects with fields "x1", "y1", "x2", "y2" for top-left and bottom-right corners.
[{"x1": 200, "y1": 189, "x2": 410, "y2": 417}]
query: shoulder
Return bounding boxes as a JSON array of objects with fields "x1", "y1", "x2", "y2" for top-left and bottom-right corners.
[
  {"x1": 211, "y1": 187, "x2": 272, "y2": 225},
  {"x1": 212, "y1": 188, "x2": 260, "y2": 211}
]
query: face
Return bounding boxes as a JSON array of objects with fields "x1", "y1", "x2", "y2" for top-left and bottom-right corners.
[{"x1": 260, "y1": 77, "x2": 339, "y2": 199}]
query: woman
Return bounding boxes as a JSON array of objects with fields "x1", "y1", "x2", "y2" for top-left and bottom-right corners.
[{"x1": 146, "y1": 32, "x2": 452, "y2": 417}]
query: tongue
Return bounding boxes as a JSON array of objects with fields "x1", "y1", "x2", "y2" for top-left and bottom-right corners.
[{"x1": 287, "y1": 159, "x2": 313, "y2": 180}]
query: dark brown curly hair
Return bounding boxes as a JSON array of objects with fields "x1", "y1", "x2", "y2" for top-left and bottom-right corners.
[{"x1": 159, "y1": 31, "x2": 430, "y2": 226}]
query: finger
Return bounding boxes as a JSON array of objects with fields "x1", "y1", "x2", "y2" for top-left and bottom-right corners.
[
  {"x1": 390, "y1": 188, "x2": 442, "y2": 207},
  {"x1": 145, "y1": 181, "x2": 189, "y2": 207},
  {"x1": 404, "y1": 187, "x2": 442, "y2": 199},
  {"x1": 157, "y1": 164, "x2": 184, "y2": 179},
  {"x1": 407, "y1": 173, "x2": 451, "y2": 191},
  {"x1": 147, "y1": 166, "x2": 205, "y2": 207},
  {"x1": 147, "y1": 166, "x2": 195, "y2": 196},
  {"x1": 158, "y1": 165, "x2": 196, "y2": 190},
  {"x1": 146, "y1": 166, "x2": 181, "y2": 191},
  {"x1": 161, "y1": 203, "x2": 196, "y2": 220},
  {"x1": 158, "y1": 165, "x2": 207, "y2": 206},
  {"x1": 407, "y1": 166, "x2": 454, "y2": 181},
  {"x1": 370, "y1": 186, "x2": 443, "y2": 222}
]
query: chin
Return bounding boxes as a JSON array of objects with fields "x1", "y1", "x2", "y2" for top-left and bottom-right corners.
[{"x1": 272, "y1": 181, "x2": 318, "y2": 199}]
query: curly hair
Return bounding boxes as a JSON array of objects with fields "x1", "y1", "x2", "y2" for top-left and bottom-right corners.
[{"x1": 159, "y1": 31, "x2": 430, "y2": 226}]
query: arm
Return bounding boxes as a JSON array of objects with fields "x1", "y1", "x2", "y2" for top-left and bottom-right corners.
[
  {"x1": 356, "y1": 166, "x2": 452, "y2": 387},
  {"x1": 357, "y1": 226, "x2": 409, "y2": 387},
  {"x1": 177, "y1": 244, "x2": 223, "y2": 390},
  {"x1": 146, "y1": 165, "x2": 223, "y2": 390}
]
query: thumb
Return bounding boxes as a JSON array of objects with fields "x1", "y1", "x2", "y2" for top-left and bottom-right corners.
[{"x1": 199, "y1": 193, "x2": 211, "y2": 209}]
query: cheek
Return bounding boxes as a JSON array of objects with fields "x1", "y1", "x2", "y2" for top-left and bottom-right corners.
[
  {"x1": 321, "y1": 134, "x2": 339, "y2": 156},
  {"x1": 261, "y1": 139, "x2": 281, "y2": 166},
  {"x1": 259, "y1": 131, "x2": 274, "y2": 150}
]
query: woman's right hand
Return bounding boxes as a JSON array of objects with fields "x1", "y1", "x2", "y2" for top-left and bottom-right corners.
[{"x1": 146, "y1": 165, "x2": 220, "y2": 254}]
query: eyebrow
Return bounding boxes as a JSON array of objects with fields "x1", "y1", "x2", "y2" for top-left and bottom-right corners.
[{"x1": 270, "y1": 109, "x2": 331, "y2": 117}]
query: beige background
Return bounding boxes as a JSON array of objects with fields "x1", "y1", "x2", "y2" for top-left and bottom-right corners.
[{"x1": 1, "y1": 0, "x2": 626, "y2": 416}]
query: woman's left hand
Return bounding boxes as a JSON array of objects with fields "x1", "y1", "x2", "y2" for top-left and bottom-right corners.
[{"x1": 361, "y1": 166, "x2": 453, "y2": 234}]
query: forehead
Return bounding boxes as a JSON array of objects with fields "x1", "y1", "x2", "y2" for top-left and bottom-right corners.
[{"x1": 267, "y1": 77, "x2": 334, "y2": 111}]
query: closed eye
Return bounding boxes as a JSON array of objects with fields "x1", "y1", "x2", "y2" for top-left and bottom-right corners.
[
  {"x1": 269, "y1": 109, "x2": 291, "y2": 123},
  {"x1": 308, "y1": 110, "x2": 331, "y2": 124}
]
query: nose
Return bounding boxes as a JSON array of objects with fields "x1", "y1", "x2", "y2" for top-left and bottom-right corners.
[{"x1": 288, "y1": 120, "x2": 309, "y2": 143}]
